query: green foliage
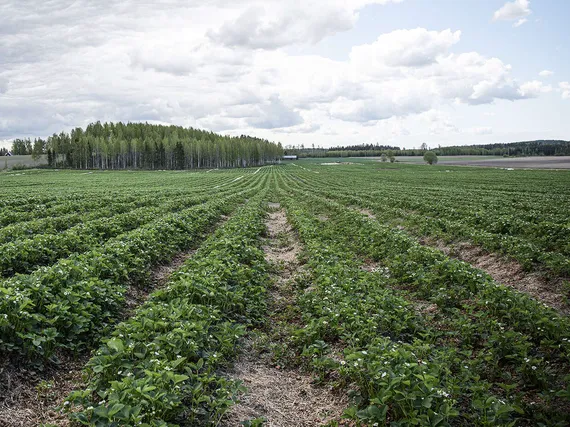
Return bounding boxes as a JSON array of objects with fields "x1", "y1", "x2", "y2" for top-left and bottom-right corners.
[
  {"x1": 0, "y1": 170, "x2": 268, "y2": 363},
  {"x1": 33, "y1": 121, "x2": 283, "y2": 170},
  {"x1": 423, "y1": 151, "x2": 438, "y2": 165},
  {"x1": 274, "y1": 168, "x2": 570, "y2": 425},
  {"x1": 1, "y1": 162, "x2": 569, "y2": 426},
  {"x1": 65, "y1": 196, "x2": 270, "y2": 425}
]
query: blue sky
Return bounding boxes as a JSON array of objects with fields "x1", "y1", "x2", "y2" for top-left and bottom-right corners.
[{"x1": 0, "y1": 0, "x2": 568, "y2": 149}]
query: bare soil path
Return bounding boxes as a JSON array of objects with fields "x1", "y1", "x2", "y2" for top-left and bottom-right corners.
[
  {"x1": 353, "y1": 206, "x2": 569, "y2": 314},
  {"x1": 221, "y1": 203, "x2": 346, "y2": 426},
  {"x1": 420, "y1": 238, "x2": 570, "y2": 315}
]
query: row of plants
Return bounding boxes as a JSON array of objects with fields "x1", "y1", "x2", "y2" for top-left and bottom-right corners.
[
  {"x1": 0, "y1": 198, "x2": 206, "y2": 277},
  {"x1": 0, "y1": 193, "x2": 152, "y2": 227},
  {"x1": 0, "y1": 183, "x2": 232, "y2": 246},
  {"x1": 0, "y1": 194, "x2": 172, "y2": 245},
  {"x1": 0, "y1": 172, "x2": 255, "y2": 255},
  {"x1": 284, "y1": 177, "x2": 570, "y2": 347},
  {"x1": 296, "y1": 166, "x2": 570, "y2": 276},
  {"x1": 66, "y1": 194, "x2": 270, "y2": 426},
  {"x1": 274, "y1": 174, "x2": 570, "y2": 425},
  {"x1": 0, "y1": 172, "x2": 232, "y2": 227},
  {"x1": 0, "y1": 177, "x2": 265, "y2": 364}
]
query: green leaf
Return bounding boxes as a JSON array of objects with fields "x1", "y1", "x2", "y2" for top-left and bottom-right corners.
[
  {"x1": 106, "y1": 338, "x2": 124, "y2": 352},
  {"x1": 173, "y1": 374, "x2": 189, "y2": 384},
  {"x1": 108, "y1": 403, "x2": 125, "y2": 417}
]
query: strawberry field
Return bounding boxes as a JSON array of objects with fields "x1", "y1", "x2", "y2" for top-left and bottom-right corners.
[{"x1": 1, "y1": 162, "x2": 569, "y2": 426}]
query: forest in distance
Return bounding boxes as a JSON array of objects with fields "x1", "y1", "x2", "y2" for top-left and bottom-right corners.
[
  {"x1": 283, "y1": 140, "x2": 570, "y2": 158},
  {"x1": 6, "y1": 122, "x2": 284, "y2": 170},
  {"x1": 6, "y1": 124, "x2": 569, "y2": 172}
]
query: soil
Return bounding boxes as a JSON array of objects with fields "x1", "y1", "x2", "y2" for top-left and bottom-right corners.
[
  {"x1": 0, "y1": 354, "x2": 86, "y2": 427},
  {"x1": 221, "y1": 203, "x2": 346, "y2": 426},
  {"x1": 355, "y1": 208, "x2": 375, "y2": 219},
  {"x1": 420, "y1": 237, "x2": 570, "y2": 315}
]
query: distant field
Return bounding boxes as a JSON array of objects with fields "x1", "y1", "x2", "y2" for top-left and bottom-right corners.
[
  {"x1": 395, "y1": 155, "x2": 570, "y2": 169},
  {"x1": 0, "y1": 155, "x2": 47, "y2": 170}
]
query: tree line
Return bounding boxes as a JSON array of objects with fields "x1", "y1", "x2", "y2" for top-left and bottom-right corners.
[
  {"x1": 284, "y1": 140, "x2": 570, "y2": 158},
  {"x1": 10, "y1": 122, "x2": 284, "y2": 170}
]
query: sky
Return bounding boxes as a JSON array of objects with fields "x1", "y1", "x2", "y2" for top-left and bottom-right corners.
[{"x1": 0, "y1": 0, "x2": 568, "y2": 149}]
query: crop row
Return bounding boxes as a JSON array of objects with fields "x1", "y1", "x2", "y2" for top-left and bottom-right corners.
[
  {"x1": 286, "y1": 167, "x2": 570, "y2": 276},
  {"x1": 275, "y1": 174, "x2": 570, "y2": 425},
  {"x1": 0, "y1": 194, "x2": 173, "y2": 245},
  {"x1": 313, "y1": 183, "x2": 569, "y2": 276},
  {"x1": 0, "y1": 198, "x2": 201, "y2": 277},
  {"x1": 0, "y1": 174, "x2": 257, "y2": 277},
  {"x1": 66, "y1": 194, "x2": 270, "y2": 426},
  {"x1": 0, "y1": 182, "x2": 232, "y2": 246},
  {"x1": 0, "y1": 176, "x2": 265, "y2": 364},
  {"x1": 0, "y1": 172, "x2": 232, "y2": 227},
  {"x1": 281, "y1": 176, "x2": 570, "y2": 348}
]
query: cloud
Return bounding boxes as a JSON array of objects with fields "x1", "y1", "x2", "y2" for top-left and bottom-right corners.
[
  {"x1": 0, "y1": 78, "x2": 8, "y2": 94},
  {"x1": 560, "y1": 82, "x2": 570, "y2": 100},
  {"x1": 245, "y1": 95, "x2": 303, "y2": 129},
  {"x1": 518, "y1": 80, "x2": 552, "y2": 97},
  {"x1": 513, "y1": 18, "x2": 528, "y2": 27},
  {"x1": 539, "y1": 70, "x2": 554, "y2": 77},
  {"x1": 273, "y1": 122, "x2": 321, "y2": 134},
  {"x1": 350, "y1": 28, "x2": 461, "y2": 68},
  {"x1": 493, "y1": 0, "x2": 531, "y2": 21},
  {"x1": 330, "y1": 95, "x2": 431, "y2": 123},
  {"x1": 130, "y1": 40, "x2": 253, "y2": 78},
  {"x1": 208, "y1": 0, "x2": 402, "y2": 49},
  {"x1": 468, "y1": 126, "x2": 493, "y2": 135}
]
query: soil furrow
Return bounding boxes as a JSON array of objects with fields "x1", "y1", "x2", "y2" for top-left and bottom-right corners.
[
  {"x1": 419, "y1": 237, "x2": 570, "y2": 315},
  {"x1": 222, "y1": 203, "x2": 346, "y2": 426}
]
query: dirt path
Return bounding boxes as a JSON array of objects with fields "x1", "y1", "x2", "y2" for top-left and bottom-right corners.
[
  {"x1": 351, "y1": 205, "x2": 569, "y2": 315},
  {"x1": 221, "y1": 203, "x2": 346, "y2": 426},
  {"x1": 420, "y1": 237, "x2": 570, "y2": 315}
]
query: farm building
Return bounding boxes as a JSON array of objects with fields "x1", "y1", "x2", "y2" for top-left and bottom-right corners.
[{"x1": 282, "y1": 155, "x2": 298, "y2": 160}]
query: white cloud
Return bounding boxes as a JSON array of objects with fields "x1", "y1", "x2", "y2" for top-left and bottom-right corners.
[
  {"x1": 423, "y1": 111, "x2": 459, "y2": 135},
  {"x1": 493, "y1": 0, "x2": 531, "y2": 21},
  {"x1": 245, "y1": 95, "x2": 303, "y2": 129},
  {"x1": 0, "y1": 78, "x2": 9, "y2": 94},
  {"x1": 560, "y1": 82, "x2": 570, "y2": 100},
  {"x1": 518, "y1": 80, "x2": 552, "y2": 97},
  {"x1": 468, "y1": 126, "x2": 493, "y2": 135},
  {"x1": 513, "y1": 18, "x2": 527, "y2": 27},
  {"x1": 350, "y1": 28, "x2": 461, "y2": 68},
  {"x1": 0, "y1": 139, "x2": 13, "y2": 150},
  {"x1": 208, "y1": 0, "x2": 402, "y2": 49},
  {"x1": 539, "y1": 70, "x2": 554, "y2": 77}
]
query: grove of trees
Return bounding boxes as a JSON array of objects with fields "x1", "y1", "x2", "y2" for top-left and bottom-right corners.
[{"x1": 12, "y1": 122, "x2": 283, "y2": 170}]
